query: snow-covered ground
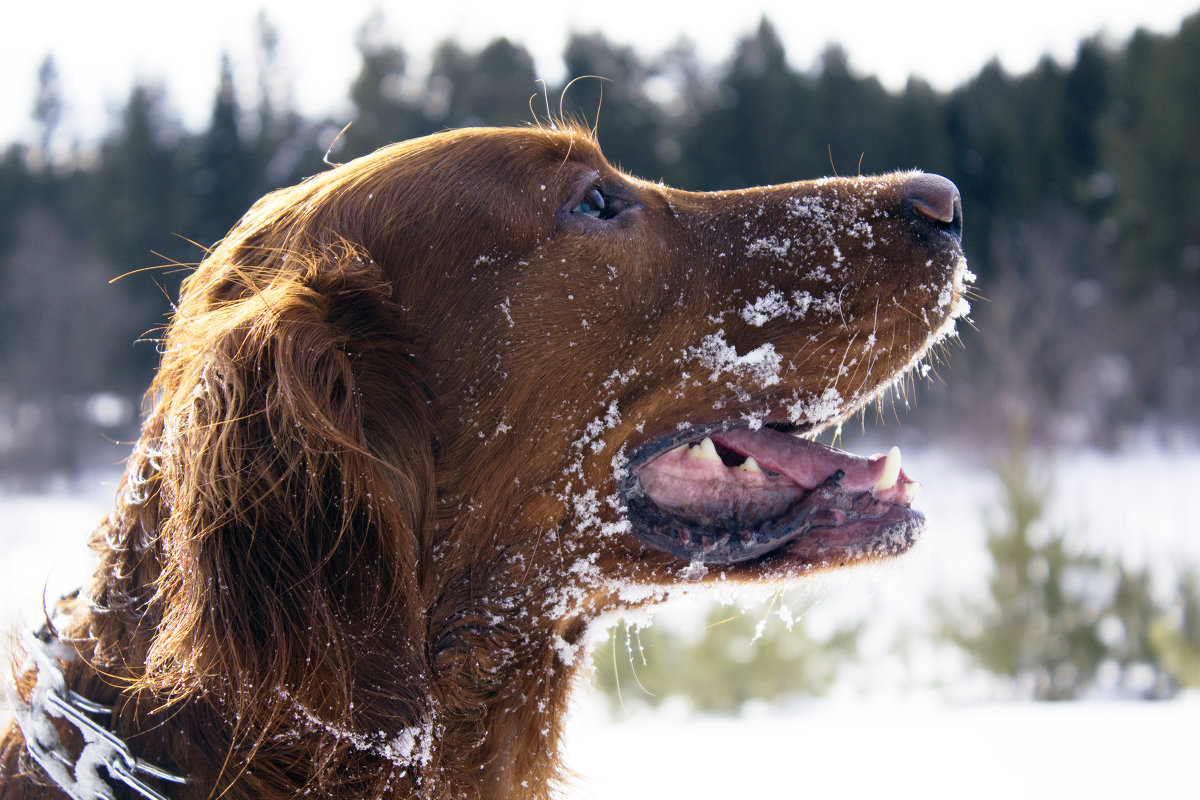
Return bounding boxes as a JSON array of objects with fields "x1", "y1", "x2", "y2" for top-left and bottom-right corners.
[
  {"x1": 564, "y1": 690, "x2": 1198, "y2": 798},
  {"x1": 3, "y1": 444, "x2": 1199, "y2": 798},
  {"x1": 0, "y1": 470, "x2": 119, "y2": 632}
]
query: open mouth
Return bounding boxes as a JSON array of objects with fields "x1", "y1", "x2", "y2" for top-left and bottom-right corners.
[{"x1": 619, "y1": 424, "x2": 923, "y2": 566}]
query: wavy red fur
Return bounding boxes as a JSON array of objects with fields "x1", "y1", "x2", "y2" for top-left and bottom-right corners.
[{"x1": 2, "y1": 124, "x2": 967, "y2": 799}]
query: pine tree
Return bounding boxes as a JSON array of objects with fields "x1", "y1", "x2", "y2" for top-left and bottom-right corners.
[
  {"x1": 941, "y1": 431, "x2": 1105, "y2": 700},
  {"x1": 193, "y1": 54, "x2": 255, "y2": 249},
  {"x1": 344, "y1": 14, "x2": 422, "y2": 157},
  {"x1": 558, "y1": 33, "x2": 661, "y2": 179},
  {"x1": 1105, "y1": 15, "x2": 1200, "y2": 294},
  {"x1": 422, "y1": 38, "x2": 538, "y2": 130},
  {"x1": 593, "y1": 600, "x2": 860, "y2": 713},
  {"x1": 688, "y1": 18, "x2": 803, "y2": 189},
  {"x1": 32, "y1": 55, "x2": 63, "y2": 168},
  {"x1": 941, "y1": 428, "x2": 1190, "y2": 699}
]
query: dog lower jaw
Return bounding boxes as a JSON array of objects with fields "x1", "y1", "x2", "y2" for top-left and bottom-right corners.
[{"x1": 626, "y1": 476, "x2": 925, "y2": 568}]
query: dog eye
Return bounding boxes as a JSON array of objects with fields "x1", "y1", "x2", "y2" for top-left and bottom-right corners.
[{"x1": 572, "y1": 187, "x2": 616, "y2": 220}]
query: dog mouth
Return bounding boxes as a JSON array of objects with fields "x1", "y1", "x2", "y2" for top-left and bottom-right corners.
[{"x1": 619, "y1": 424, "x2": 923, "y2": 567}]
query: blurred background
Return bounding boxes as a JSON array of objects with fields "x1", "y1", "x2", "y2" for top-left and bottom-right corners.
[{"x1": 2, "y1": 2, "x2": 1199, "y2": 796}]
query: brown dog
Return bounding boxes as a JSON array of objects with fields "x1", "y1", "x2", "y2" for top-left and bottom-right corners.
[{"x1": 2, "y1": 124, "x2": 968, "y2": 799}]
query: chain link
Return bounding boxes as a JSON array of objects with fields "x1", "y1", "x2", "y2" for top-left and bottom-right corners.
[{"x1": 13, "y1": 627, "x2": 188, "y2": 800}]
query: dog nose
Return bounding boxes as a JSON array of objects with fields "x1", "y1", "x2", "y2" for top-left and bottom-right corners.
[{"x1": 903, "y1": 173, "x2": 962, "y2": 227}]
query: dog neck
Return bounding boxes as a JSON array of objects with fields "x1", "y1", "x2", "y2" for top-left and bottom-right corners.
[{"x1": 6, "y1": 510, "x2": 595, "y2": 800}]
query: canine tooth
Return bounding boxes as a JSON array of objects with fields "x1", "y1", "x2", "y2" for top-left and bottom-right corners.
[
  {"x1": 736, "y1": 456, "x2": 763, "y2": 474},
  {"x1": 690, "y1": 436, "x2": 721, "y2": 463},
  {"x1": 876, "y1": 446, "x2": 902, "y2": 491}
]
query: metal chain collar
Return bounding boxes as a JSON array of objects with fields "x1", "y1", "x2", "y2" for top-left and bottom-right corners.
[{"x1": 12, "y1": 625, "x2": 188, "y2": 800}]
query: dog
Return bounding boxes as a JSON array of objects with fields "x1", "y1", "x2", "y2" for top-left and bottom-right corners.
[{"x1": 1, "y1": 123, "x2": 968, "y2": 799}]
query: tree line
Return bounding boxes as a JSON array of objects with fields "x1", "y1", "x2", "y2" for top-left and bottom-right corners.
[{"x1": 2, "y1": 13, "x2": 1199, "y2": 474}]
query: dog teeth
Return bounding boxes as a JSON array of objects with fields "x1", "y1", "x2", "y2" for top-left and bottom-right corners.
[
  {"x1": 669, "y1": 444, "x2": 689, "y2": 457},
  {"x1": 875, "y1": 446, "x2": 902, "y2": 491},
  {"x1": 689, "y1": 436, "x2": 722, "y2": 464},
  {"x1": 736, "y1": 456, "x2": 763, "y2": 474}
]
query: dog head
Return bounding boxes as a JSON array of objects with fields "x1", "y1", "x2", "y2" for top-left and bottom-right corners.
[
  {"x1": 59, "y1": 123, "x2": 972, "y2": 798},
  {"x1": 119, "y1": 123, "x2": 966, "y2": 693}
]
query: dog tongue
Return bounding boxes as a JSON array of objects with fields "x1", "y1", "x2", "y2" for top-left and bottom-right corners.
[{"x1": 709, "y1": 427, "x2": 919, "y2": 504}]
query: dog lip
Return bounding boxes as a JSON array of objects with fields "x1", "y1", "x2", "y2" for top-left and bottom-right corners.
[{"x1": 618, "y1": 424, "x2": 924, "y2": 566}]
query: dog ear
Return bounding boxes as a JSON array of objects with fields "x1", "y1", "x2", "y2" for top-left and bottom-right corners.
[{"x1": 135, "y1": 238, "x2": 435, "y2": 716}]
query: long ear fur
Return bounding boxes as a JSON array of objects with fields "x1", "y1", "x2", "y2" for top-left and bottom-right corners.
[{"x1": 121, "y1": 236, "x2": 436, "y2": 739}]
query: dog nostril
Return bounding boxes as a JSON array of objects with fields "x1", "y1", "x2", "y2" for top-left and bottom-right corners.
[{"x1": 904, "y1": 174, "x2": 961, "y2": 225}]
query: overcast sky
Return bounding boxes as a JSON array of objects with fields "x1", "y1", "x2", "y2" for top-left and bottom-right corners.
[{"x1": 3, "y1": 1, "x2": 1197, "y2": 146}]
